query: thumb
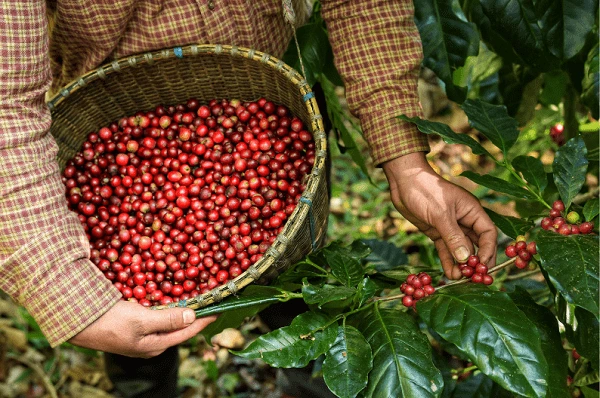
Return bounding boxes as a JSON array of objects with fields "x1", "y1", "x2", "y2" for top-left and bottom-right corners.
[
  {"x1": 435, "y1": 217, "x2": 472, "y2": 264},
  {"x1": 145, "y1": 308, "x2": 196, "y2": 334}
]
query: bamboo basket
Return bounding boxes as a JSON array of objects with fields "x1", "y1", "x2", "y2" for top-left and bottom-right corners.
[{"x1": 48, "y1": 44, "x2": 329, "y2": 310}]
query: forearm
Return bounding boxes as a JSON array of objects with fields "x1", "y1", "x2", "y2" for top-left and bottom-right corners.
[
  {"x1": 321, "y1": 0, "x2": 429, "y2": 165},
  {"x1": 0, "y1": 0, "x2": 120, "y2": 347}
]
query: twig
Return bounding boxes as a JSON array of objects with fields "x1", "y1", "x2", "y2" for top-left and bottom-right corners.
[
  {"x1": 505, "y1": 269, "x2": 540, "y2": 280},
  {"x1": 573, "y1": 187, "x2": 599, "y2": 205},
  {"x1": 6, "y1": 352, "x2": 58, "y2": 398},
  {"x1": 373, "y1": 257, "x2": 518, "y2": 303}
]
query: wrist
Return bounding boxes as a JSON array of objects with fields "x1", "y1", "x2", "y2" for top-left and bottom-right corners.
[{"x1": 382, "y1": 152, "x2": 434, "y2": 183}]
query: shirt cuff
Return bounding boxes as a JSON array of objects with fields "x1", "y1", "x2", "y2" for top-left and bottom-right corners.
[
  {"x1": 23, "y1": 258, "x2": 122, "y2": 347},
  {"x1": 358, "y1": 90, "x2": 430, "y2": 166}
]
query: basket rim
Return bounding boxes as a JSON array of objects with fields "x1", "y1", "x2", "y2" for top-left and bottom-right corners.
[{"x1": 47, "y1": 43, "x2": 328, "y2": 311}]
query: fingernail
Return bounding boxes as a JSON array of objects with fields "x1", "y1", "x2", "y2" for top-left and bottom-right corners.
[
  {"x1": 183, "y1": 310, "x2": 195, "y2": 325},
  {"x1": 454, "y1": 246, "x2": 469, "y2": 262}
]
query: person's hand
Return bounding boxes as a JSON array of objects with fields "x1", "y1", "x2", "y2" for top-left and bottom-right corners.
[
  {"x1": 69, "y1": 300, "x2": 217, "y2": 358},
  {"x1": 382, "y1": 152, "x2": 497, "y2": 279}
]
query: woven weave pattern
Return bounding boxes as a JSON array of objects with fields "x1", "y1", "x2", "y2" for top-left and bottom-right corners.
[{"x1": 48, "y1": 44, "x2": 329, "y2": 311}]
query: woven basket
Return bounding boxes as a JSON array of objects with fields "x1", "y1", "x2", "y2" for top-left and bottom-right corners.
[{"x1": 48, "y1": 44, "x2": 329, "y2": 310}]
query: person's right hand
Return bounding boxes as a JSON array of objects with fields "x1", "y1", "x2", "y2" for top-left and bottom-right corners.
[{"x1": 68, "y1": 300, "x2": 216, "y2": 358}]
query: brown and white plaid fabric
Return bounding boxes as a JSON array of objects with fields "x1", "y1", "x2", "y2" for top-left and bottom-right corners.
[{"x1": 1, "y1": 0, "x2": 427, "y2": 347}]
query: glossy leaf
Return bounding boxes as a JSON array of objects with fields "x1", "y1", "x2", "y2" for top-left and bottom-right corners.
[
  {"x1": 477, "y1": 0, "x2": 558, "y2": 71},
  {"x1": 512, "y1": 155, "x2": 548, "y2": 193},
  {"x1": 460, "y1": 171, "x2": 538, "y2": 200},
  {"x1": 580, "y1": 385, "x2": 600, "y2": 398},
  {"x1": 361, "y1": 239, "x2": 408, "y2": 271},
  {"x1": 323, "y1": 325, "x2": 373, "y2": 398},
  {"x1": 509, "y1": 288, "x2": 569, "y2": 398},
  {"x1": 553, "y1": 136, "x2": 588, "y2": 210},
  {"x1": 538, "y1": 231, "x2": 599, "y2": 317},
  {"x1": 398, "y1": 115, "x2": 493, "y2": 159},
  {"x1": 583, "y1": 198, "x2": 599, "y2": 222},
  {"x1": 302, "y1": 282, "x2": 357, "y2": 308},
  {"x1": 233, "y1": 311, "x2": 337, "y2": 368},
  {"x1": 194, "y1": 286, "x2": 286, "y2": 318},
  {"x1": 461, "y1": 100, "x2": 519, "y2": 155},
  {"x1": 582, "y1": 43, "x2": 600, "y2": 119},
  {"x1": 414, "y1": 0, "x2": 479, "y2": 102},
  {"x1": 573, "y1": 359, "x2": 600, "y2": 387},
  {"x1": 450, "y1": 373, "x2": 512, "y2": 398},
  {"x1": 354, "y1": 278, "x2": 378, "y2": 308},
  {"x1": 566, "y1": 307, "x2": 599, "y2": 369},
  {"x1": 200, "y1": 297, "x2": 272, "y2": 342},
  {"x1": 358, "y1": 306, "x2": 443, "y2": 397},
  {"x1": 484, "y1": 208, "x2": 534, "y2": 239},
  {"x1": 324, "y1": 248, "x2": 364, "y2": 287},
  {"x1": 417, "y1": 284, "x2": 549, "y2": 397},
  {"x1": 535, "y1": 0, "x2": 597, "y2": 60}
]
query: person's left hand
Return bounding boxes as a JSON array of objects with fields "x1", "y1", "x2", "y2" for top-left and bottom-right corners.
[{"x1": 382, "y1": 152, "x2": 498, "y2": 279}]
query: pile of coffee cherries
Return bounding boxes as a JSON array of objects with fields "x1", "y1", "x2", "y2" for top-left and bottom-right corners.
[
  {"x1": 541, "y1": 200, "x2": 594, "y2": 235},
  {"x1": 458, "y1": 255, "x2": 494, "y2": 285},
  {"x1": 62, "y1": 98, "x2": 315, "y2": 306}
]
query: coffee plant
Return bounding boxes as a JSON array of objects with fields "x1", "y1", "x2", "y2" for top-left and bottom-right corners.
[{"x1": 192, "y1": 2, "x2": 599, "y2": 397}]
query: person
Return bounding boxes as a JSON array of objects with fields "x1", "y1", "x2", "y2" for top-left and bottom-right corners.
[{"x1": 0, "y1": 0, "x2": 497, "y2": 395}]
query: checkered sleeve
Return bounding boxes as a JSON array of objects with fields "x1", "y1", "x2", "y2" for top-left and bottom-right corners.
[
  {"x1": 0, "y1": 0, "x2": 121, "y2": 347},
  {"x1": 321, "y1": 0, "x2": 430, "y2": 166}
]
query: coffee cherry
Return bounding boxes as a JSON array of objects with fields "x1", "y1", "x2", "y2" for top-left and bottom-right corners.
[
  {"x1": 515, "y1": 257, "x2": 529, "y2": 269},
  {"x1": 580, "y1": 222, "x2": 594, "y2": 234},
  {"x1": 467, "y1": 255, "x2": 479, "y2": 267},
  {"x1": 541, "y1": 217, "x2": 553, "y2": 230},
  {"x1": 518, "y1": 250, "x2": 532, "y2": 261},
  {"x1": 402, "y1": 295, "x2": 414, "y2": 307},
  {"x1": 553, "y1": 200, "x2": 565, "y2": 212},
  {"x1": 482, "y1": 275, "x2": 494, "y2": 285},
  {"x1": 558, "y1": 224, "x2": 572, "y2": 235},
  {"x1": 566, "y1": 211, "x2": 580, "y2": 224},
  {"x1": 526, "y1": 241, "x2": 537, "y2": 255},
  {"x1": 505, "y1": 245, "x2": 517, "y2": 258}
]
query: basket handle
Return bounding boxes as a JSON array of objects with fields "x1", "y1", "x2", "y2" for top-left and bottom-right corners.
[{"x1": 282, "y1": 0, "x2": 308, "y2": 80}]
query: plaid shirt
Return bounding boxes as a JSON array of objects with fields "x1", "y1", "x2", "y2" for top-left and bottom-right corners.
[{"x1": 0, "y1": 0, "x2": 427, "y2": 347}]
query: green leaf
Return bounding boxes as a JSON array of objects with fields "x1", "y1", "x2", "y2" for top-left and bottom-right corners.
[
  {"x1": 358, "y1": 306, "x2": 443, "y2": 397},
  {"x1": 584, "y1": 198, "x2": 599, "y2": 222},
  {"x1": 414, "y1": 0, "x2": 480, "y2": 102},
  {"x1": 581, "y1": 385, "x2": 600, "y2": 398},
  {"x1": 484, "y1": 208, "x2": 534, "y2": 239},
  {"x1": 537, "y1": 231, "x2": 599, "y2": 318},
  {"x1": 323, "y1": 325, "x2": 373, "y2": 398},
  {"x1": 509, "y1": 288, "x2": 570, "y2": 398},
  {"x1": 573, "y1": 359, "x2": 600, "y2": 387},
  {"x1": 582, "y1": 43, "x2": 600, "y2": 119},
  {"x1": 477, "y1": 0, "x2": 559, "y2": 72},
  {"x1": 461, "y1": 99, "x2": 519, "y2": 155},
  {"x1": 354, "y1": 278, "x2": 378, "y2": 308},
  {"x1": 512, "y1": 155, "x2": 548, "y2": 193},
  {"x1": 398, "y1": 115, "x2": 493, "y2": 159},
  {"x1": 553, "y1": 136, "x2": 589, "y2": 210},
  {"x1": 233, "y1": 311, "x2": 337, "y2": 368},
  {"x1": 320, "y1": 77, "x2": 372, "y2": 182},
  {"x1": 454, "y1": 43, "x2": 503, "y2": 104},
  {"x1": 535, "y1": 0, "x2": 598, "y2": 61},
  {"x1": 324, "y1": 249, "x2": 364, "y2": 287},
  {"x1": 460, "y1": 171, "x2": 538, "y2": 200},
  {"x1": 416, "y1": 284, "x2": 549, "y2": 397},
  {"x1": 194, "y1": 286, "x2": 286, "y2": 318},
  {"x1": 282, "y1": 23, "x2": 329, "y2": 87},
  {"x1": 302, "y1": 282, "x2": 357, "y2": 308},
  {"x1": 361, "y1": 239, "x2": 408, "y2": 271},
  {"x1": 539, "y1": 70, "x2": 569, "y2": 106},
  {"x1": 566, "y1": 307, "x2": 599, "y2": 369},
  {"x1": 450, "y1": 373, "x2": 511, "y2": 398}
]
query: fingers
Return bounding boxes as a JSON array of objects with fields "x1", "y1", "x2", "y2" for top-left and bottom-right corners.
[
  {"x1": 141, "y1": 315, "x2": 217, "y2": 354},
  {"x1": 143, "y1": 308, "x2": 197, "y2": 334},
  {"x1": 434, "y1": 214, "x2": 473, "y2": 265},
  {"x1": 456, "y1": 199, "x2": 498, "y2": 266},
  {"x1": 435, "y1": 240, "x2": 462, "y2": 279}
]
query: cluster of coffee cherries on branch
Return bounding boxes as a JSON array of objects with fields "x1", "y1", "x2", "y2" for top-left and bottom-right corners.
[
  {"x1": 400, "y1": 272, "x2": 435, "y2": 307},
  {"x1": 504, "y1": 236, "x2": 537, "y2": 269},
  {"x1": 458, "y1": 255, "x2": 494, "y2": 285},
  {"x1": 62, "y1": 97, "x2": 315, "y2": 306},
  {"x1": 541, "y1": 200, "x2": 594, "y2": 235}
]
